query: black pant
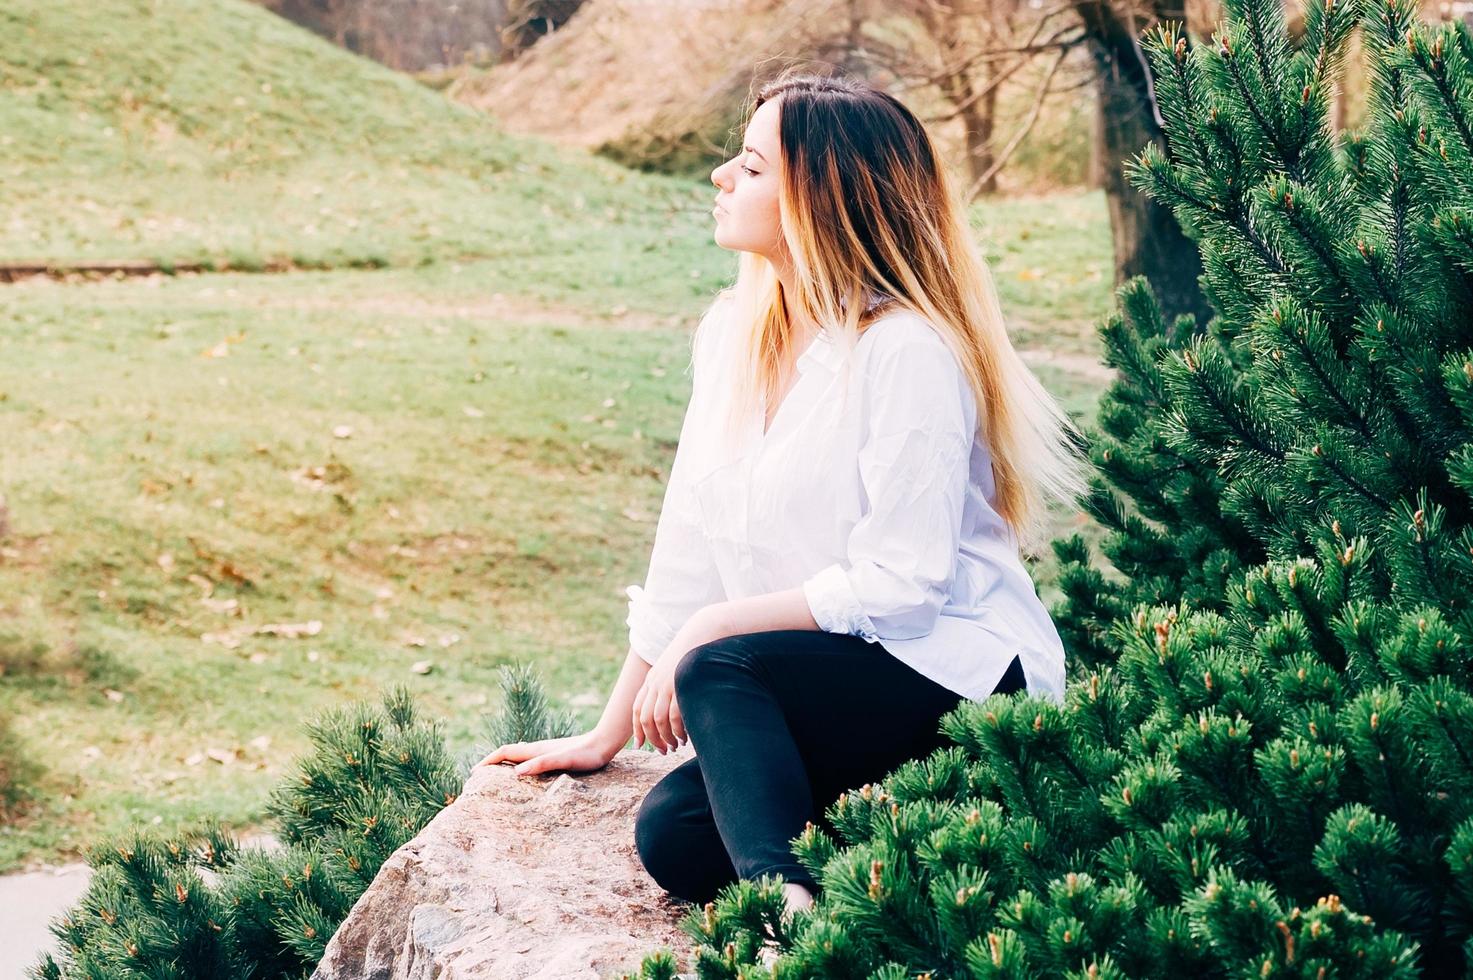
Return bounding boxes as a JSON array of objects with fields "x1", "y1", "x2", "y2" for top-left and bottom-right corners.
[{"x1": 633, "y1": 629, "x2": 1026, "y2": 906}]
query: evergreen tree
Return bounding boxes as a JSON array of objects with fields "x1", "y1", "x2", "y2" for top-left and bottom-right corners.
[
  {"x1": 626, "y1": 0, "x2": 1473, "y2": 974},
  {"x1": 29, "y1": 686, "x2": 464, "y2": 980},
  {"x1": 482, "y1": 661, "x2": 579, "y2": 749}
]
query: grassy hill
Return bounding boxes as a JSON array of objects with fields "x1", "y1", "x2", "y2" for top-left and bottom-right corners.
[
  {"x1": 0, "y1": 0, "x2": 725, "y2": 304},
  {"x1": 0, "y1": 0, "x2": 1119, "y2": 325},
  {"x1": 0, "y1": 0, "x2": 1121, "y2": 876}
]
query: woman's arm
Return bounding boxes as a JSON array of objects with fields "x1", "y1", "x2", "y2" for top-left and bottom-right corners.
[
  {"x1": 489, "y1": 589, "x2": 823, "y2": 771},
  {"x1": 704, "y1": 587, "x2": 820, "y2": 636},
  {"x1": 627, "y1": 591, "x2": 819, "y2": 754},
  {"x1": 591, "y1": 646, "x2": 653, "y2": 752},
  {"x1": 478, "y1": 646, "x2": 650, "y2": 776}
]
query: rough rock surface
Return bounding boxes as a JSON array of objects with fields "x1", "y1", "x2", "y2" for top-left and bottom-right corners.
[{"x1": 312, "y1": 744, "x2": 701, "y2": 980}]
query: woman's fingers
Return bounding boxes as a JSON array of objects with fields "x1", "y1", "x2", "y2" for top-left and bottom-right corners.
[
  {"x1": 480, "y1": 742, "x2": 521, "y2": 766},
  {"x1": 514, "y1": 752, "x2": 554, "y2": 776},
  {"x1": 670, "y1": 698, "x2": 687, "y2": 745},
  {"x1": 639, "y1": 702, "x2": 659, "y2": 752},
  {"x1": 631, "y1": 686, "x2": 646, "y2": 749},
  {"x1": 480, "y1": 737, "x2": 566, "y2": 767},
  {"x1": 638, "y1": 694, "x2": 665, "y2": 752},
  {"x1": 651, "y1": 689, "x2": 675, "y2": 753}
]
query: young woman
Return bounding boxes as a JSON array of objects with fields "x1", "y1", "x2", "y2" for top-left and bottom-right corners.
[{"x1": 479, "y1": 70, "x2": 1089, "y2": 917}]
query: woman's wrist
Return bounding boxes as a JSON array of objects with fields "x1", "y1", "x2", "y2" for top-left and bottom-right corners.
[{"x1": 589, "y1": 723, "x2": 630, "y2": 756}]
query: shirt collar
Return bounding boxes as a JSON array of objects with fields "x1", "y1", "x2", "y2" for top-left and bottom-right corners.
[
  {"x1": 797, "y1": 289, "x2": 892, "y2": 375},
  {"x1": 796, "y1": 327, "x2": 845, "y2": 375}
]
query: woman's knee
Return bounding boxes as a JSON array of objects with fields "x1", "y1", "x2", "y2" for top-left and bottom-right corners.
[
  {"x1": 634, "y1": 768, "x2": 702, "y2": 869},
  {"x1": 673, "y1": 634, "x2": 755, "y2": 699},
  {"x1": 633, "y1": 781, "x2": 722, "y2": 902},
  {"x1": 634, "y1": 785, "x2": 677, "y2": 881}
]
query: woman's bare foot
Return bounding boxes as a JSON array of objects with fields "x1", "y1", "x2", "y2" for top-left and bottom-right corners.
[{"x1": 782, "y1": 881, "x2": 815, "y2": 915}]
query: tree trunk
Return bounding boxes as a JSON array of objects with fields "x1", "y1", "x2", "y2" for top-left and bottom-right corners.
[
  {"x1": 1073, "y1": 0, "x2": 1214, "y2": 325},
  {"x1": 906, "y1": 0, "x2": 1010, "y2": 196},
  {"x1": 949, "y1": 74, "x2": 1000, "y2": 196}
]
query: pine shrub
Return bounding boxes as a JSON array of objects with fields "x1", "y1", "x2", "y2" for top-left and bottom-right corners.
[
  {"x1": 628, "y1": 0, "x2": 1473, "y2": 974},
  {"x1": 30, "y1": 685, "x2": 463, "y2": 980}
]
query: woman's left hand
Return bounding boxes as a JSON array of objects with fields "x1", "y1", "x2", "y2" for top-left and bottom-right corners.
[{"x1": 632, "y1": 606, "x2": 728, "y2": 754}]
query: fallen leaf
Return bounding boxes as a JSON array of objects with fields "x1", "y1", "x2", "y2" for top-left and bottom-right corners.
[
  {"x1": 289, "y1": 466, "x2": 330, "y2": 491},
  {"x1": 257, "y1": 620, "x2": 322, "y2": 639},
  {"x1": 216, "y1": 560, "x2": 253, "y2": 587}
]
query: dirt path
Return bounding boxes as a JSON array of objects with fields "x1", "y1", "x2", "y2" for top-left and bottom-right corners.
[
  {"x1": 7, "y1": 269, "x2": 1114, "y2": 379},
  {"x1": 1017, "y1": 346, "x2": 1115, "y2": 382},
  {"x1": 1, "y1": 862, "x2": 91, "y2": 975},
  {"x1": 0, "y1": 833, "x2": 280, "y2": 974}
]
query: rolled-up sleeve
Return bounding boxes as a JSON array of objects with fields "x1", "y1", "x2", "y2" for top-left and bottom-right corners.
[
  {"x1": 624, "y1": 303, "x2": 730, "y2": 665},
  {"x1": 801, "y1": 335, "x2": 975, "y2": 642}
]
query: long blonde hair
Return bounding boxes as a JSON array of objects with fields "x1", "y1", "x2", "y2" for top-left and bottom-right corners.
[{"x1": 698, "y1": 68, "x2": 1091, "y2": 554}]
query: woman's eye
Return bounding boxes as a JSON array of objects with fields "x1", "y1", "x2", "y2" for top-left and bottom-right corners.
[{"x1": 741, "y1": 165, "x2": 759, "y2": 176}]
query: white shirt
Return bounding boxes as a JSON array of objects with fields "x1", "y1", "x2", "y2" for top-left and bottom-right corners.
[{"x1": 624, "y1": 294, "x2": 1066, "y2": 704}]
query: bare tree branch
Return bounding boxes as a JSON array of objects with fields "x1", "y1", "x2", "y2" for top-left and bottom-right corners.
[
  {"x1": 962, "y1": 45, "x2": 1071, "y2": 199},
  {"x1": 921, "y1": 27, "x2": 1089, "y2": 122}
]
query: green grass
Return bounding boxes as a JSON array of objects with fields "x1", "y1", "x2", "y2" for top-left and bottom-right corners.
[
  {"x1": 0, "y1": 0, "x2": 1122, "y2": 872},
  {"x1": 0, "y1": 0, "x2": 725, "y2": 292},
  {"x1": 0, "y1": 236, "x2": 1113, "y2": 870},
  {"x1": 0, "y1": 263, "x2": 704, "y2": 866}
]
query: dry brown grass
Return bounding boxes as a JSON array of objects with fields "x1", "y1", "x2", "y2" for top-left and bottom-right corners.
[
  {"x1": 443, "y1": 0, "x2": 1098, "y2": 192},
  {"x1": 449, "y1": 0, "x2": 820, "y2": 154}
]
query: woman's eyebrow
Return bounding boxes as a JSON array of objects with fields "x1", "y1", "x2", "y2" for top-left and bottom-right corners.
[{"x1": 744, "y1": 145, "x2": 769, "y2": 163}]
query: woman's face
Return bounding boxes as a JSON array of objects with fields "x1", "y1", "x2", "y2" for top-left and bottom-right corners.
[{"x1": 710, "y1": 98, "x2": 785, "y2": 260}]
